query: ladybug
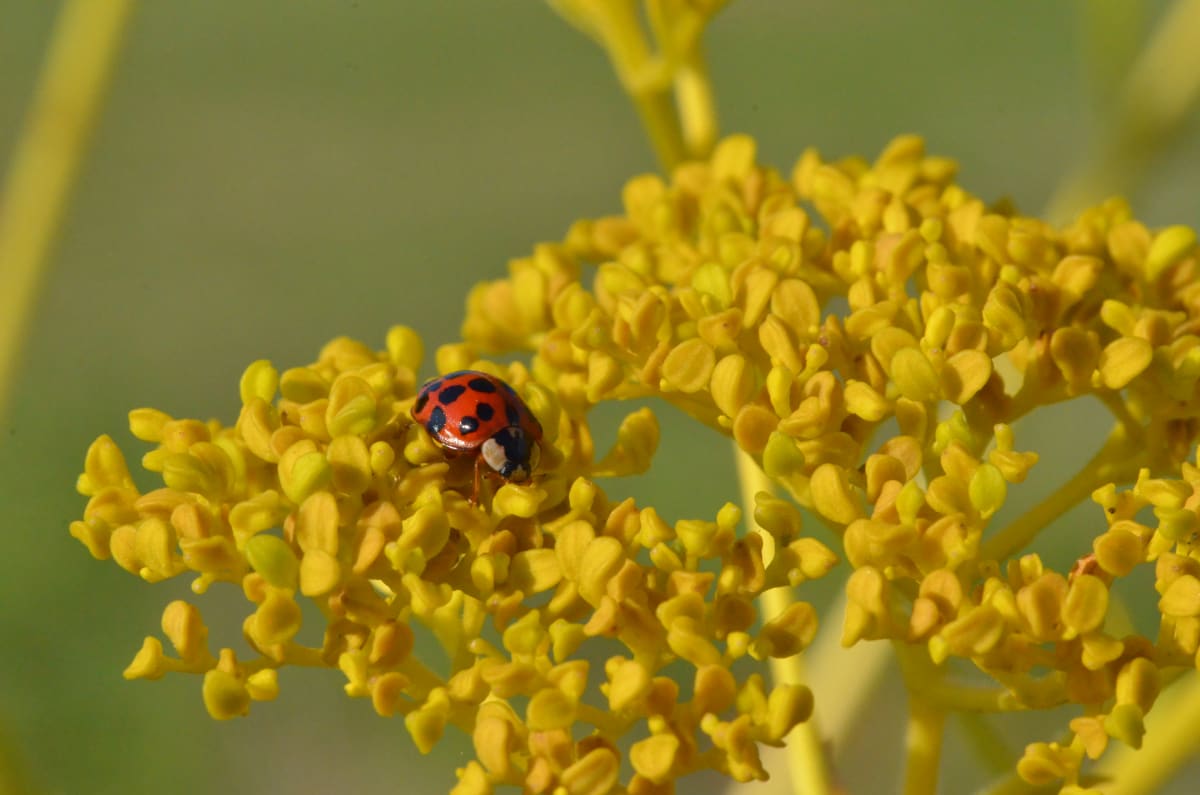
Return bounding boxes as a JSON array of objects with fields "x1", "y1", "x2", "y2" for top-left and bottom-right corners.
[{"x1": 411, "y1": 370, "x2": 543, "y2": 503}]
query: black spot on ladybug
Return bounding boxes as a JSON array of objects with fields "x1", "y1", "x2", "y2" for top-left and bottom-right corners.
[
  {"x1": 428, "y1": 406, "x2": 447, "y2": 434},
  {"x1": 438, "y1": 385, "x2": 466, "y2": 404},
  {"x1": 459, "y1": 416, "x2": 479, "y2": 435},
  {"x1": 506, "y1": 403, "x2": 520, "y2": 426},
  {"x1": 476, "y1": 402, "x2": 494, "y2": 421},
  {"x1": 414, "y1": 393, "x2": 429, "y2": 414},
  {"x1": 468, "y1": 376, "x2": 497, "y2": 393}
]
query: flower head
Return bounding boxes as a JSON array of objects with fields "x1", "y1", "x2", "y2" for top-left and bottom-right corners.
[
  {"x1": 70, "y1": 133, "x2": 1200, "y2": 792},
  {"x1": 457, "y1": 133, "x2": 1200, "y2": 789},
  {"x1": 71, "y1": 326, "x2": 836, "y2": 793}
]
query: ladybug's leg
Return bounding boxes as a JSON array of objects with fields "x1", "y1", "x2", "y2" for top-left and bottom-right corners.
[{"x1": 471, "y1": 454, "x2": 483, "y2": 506}]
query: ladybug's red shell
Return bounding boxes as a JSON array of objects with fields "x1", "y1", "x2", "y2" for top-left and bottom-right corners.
[{"x1": 412, "y1": 370, "x2": 543, "y2": 484}]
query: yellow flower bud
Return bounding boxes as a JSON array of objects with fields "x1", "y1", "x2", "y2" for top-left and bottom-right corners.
[
  {"x1": 405, "y1": 691, "x2": 449, "y2": 754},
  {"x1": 278, "y1": 444, "x2": 332, "y2": 505},
  {"x1": 250, "y1": 588, "x2": 302, "y2": 646},
  {"x1": 123, "y1": 637, "x2": 166, "y2": 680},
  {"x1": 128, "y1": 407, "x2": 172, "y2": 442},
  {"x1": 1080, "y1": 632, "x2": 1124, "y2": 671},
  {"x1": 891, "y1": 347, "x2": 941, "y2": 402},
  {"x1": 299, "y1": 550, "x2": 341, "y2": 597},
  {"x1": 809, "y1": 463, "x2": 863, "y2": 525},
  {"x1": 1049, "y1": 327, "x2": 1100, "y2": 389},
  {"x1": 1016, "y1": 742, "x2": 1076, "y2": 786},
  {"x1": 1062, "y1": 575, "x2": 1108, "y2": 636},
  {"x1": 763, "y1": 683, "x2": 813, "y2": 742},
  {"x1": 942, "y1": 349, "x2": 992, "y2": 404},
  {"x1": 754, "y1": 601, "x2": 817, "y2": 658},
  {"x1": 1098, "y1": 336, "x2": 1153, "y2": 390},
  {"x1": 844, "y1": 380, "x2": 889, "y2": 421},
  {"x1": 661, "y1": 338, "x2": 716, "y2": 394},
  {"x1": 1115, "y1": 657, "x2": 1160, "y2": 714},
  {"x1": 244, "y1": 534, "x2": 299, "y2": 589},
  {"x1": 1145, "y1": 224, "x2": 1196, "y2": 281},
  {"x1": 246, "y1": 669, "x2": 279, "y2": 702},
  {"x1": 577, "y1": 537, "x2": 625, "y2": 607},
  {"x1": 666, "y1": 618, "x2": 722, "y2": 666},
  {"x1": 1159, "y1": 574, "x2": 1200, "y2": 618},
  {"x1": 472, "y1": 707, "x2": 519, "y2": 779},
  {"x1": 326, "y1": 374, "x2": 378, "y2": 437},
  {"x1": 938, "y1": 604, "x2": 1005, "y2": 659},
  {"x1": 162, "y1": 600, "x2": 209, "y2": 662},
  {"x1": 585, "y1": 350, "x2": 624, "y2": 403},
  {"x1": 327, "y1": 435, "x2": 371, "y2": 495},
  {"x1": 982, "y1": 283, "x2": 1027, "y2": 352},
  {"x1": 593, "y1": 407, "x2": 659, "y2": 477},
  {"x1": 605, "y1": 658, "x2": 652, "y2": 713},
  {"x1": 279, "y1": 366, "x2": 328, "y2": 403},
  {"x1": 559, "y1": 748, "x2": 620, "y2": 795},
  {"x1": 228, "y1": 490, "x2": 286, "y2": 543},
  {"x1": 526, "y1": 687, "x2": 575, "y2": 731},
  {"x1": 968, "y1": 462, "x2": 1007, "y2": 518},
  {"x1": 630, "y1": 733, "x2": 681, "y2": 785},
  {"x1": 1103, "y1": 703, "x2": 1145, "y2": 749},
  {"x1": 1016, "y1": 573, "x2": 1068, "y2": 641},
  {"x1": 239, "y1": 359, "x2": 279, "y2": 406},
  {"x1": 1069, "y1": 715, "x2": 1109, "y2": 760},
  {"x1": 202, "y1": 669, "x2": 250, "y2": 720}
]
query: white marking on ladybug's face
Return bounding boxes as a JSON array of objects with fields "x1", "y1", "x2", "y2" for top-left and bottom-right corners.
[{"x1": 481, "y1": 437, "x2": 509, "y2": 475}]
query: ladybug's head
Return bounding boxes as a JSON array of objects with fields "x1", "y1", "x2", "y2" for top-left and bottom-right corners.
[{"x1": 481, "y1": 426, "x2": 539, "y2": 482}]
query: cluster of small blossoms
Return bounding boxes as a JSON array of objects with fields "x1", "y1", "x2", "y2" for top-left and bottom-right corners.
[
  {"x1": 460, "y1": 134, "x2": 1200, "y2": 790},
  {"x1": 70, "y1": 330, "x2": 839, "y2": 794}
]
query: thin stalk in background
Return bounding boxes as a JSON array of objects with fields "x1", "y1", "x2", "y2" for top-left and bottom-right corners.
[
  {"x1": 1045, "y1": 0, "x2": 1200, "y2": 223},
  {"x1": 1095, "y1": 674, "x2": 1200, "y2": 795},
  {"x1": 901, "y1": 697, "x2": 946, "y2": 795},
  {"x1": 546, "y1": 0, "x2": 725, "y2": 171},
  {"x1": 0, "y1": 0, "x2": 136, "y2": 422},
  {"x1": 736, "y1": 447, "x2": 833, "y2": 795}
]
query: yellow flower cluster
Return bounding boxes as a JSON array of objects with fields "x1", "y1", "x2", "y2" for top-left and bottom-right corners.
[
  {"x1": 70, "y1": 132, "x2": 1200, "y2": 791},
  {"x1": 70, "y1": 330, "x2": 838, "y2": 793},
  {"x1": 459, "y1": 134, "x2": 1200, "y2": 790}
]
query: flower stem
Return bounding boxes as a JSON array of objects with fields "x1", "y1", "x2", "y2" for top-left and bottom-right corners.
[
  {"x1": 1092, "y1": 672, "x2": 1200, "y2": 795},
  {"x1": 674, "y1": 47, "x2": 718, "y2": 158},
  {"x1": 545, "y1": 0, "x2": 722, "y2": 171},
  {"x1": 956, "y1": 712, "x2": 1015, "y2": 774},
  {"x1": 901, "y1": 696, "x2": 946, "y2": 795},
  {"x1": 803, "y1": 588, "x2": 893, "y2": 753},
  {"x1": 980, "y1": 429, "x2": 1139, "y2": 562},
  {"x1": 1045, "y1": 0, "x2": 1200, "y2": 222},
  {"x1": 735, "y1": 447, "x2": 833, "y2": 795},
  {"x1": 631, "y1": 90, "x2": 688, "y2": 172},
  {"x1": 0, "y1": 0, "x2": 136, "y2": 422}
]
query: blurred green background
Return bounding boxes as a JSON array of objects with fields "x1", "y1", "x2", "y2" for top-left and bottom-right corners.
[{"x1": 2, "y1": 2, "x2": 1199, "y2": 794}]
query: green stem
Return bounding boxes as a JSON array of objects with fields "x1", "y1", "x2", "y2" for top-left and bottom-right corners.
[
  {"x1": 980, "y1": 430, "x2": 1140, "y2": 562},
  {"x1": 0, "y1": 0, "x2": 136, "y2": 422},
  {"x1": 1094, "y1": 672, "x2": 1200, "y2": 795},
  {"x1": 901, "y1": 696, "x2": 946, "y2": 795},
  {"x1": 803, "y1": 590, "x2": 893, "y2": 756},
  {"x1": 674, "y1": 47, "x2": 718, "y2": 159},
  {"x1": 1045, "y1": 0, "x2": 1200, "y2": 222},
  {"x1": 631, "y1": 89, "x2": 688, "y2": 172},
  {"x1": 545, "y1": 0, "x2": 720, "y2": 171},
  {"x1": 576, "y1": 702, "x2": 635, "y2": 737},
  {"x1": 956, "y1": 712, "x2": 1016, "y2": 775},
  {"x1": 894, "y1": 644, "x2": 1048, "y2": 714},
  {"x1": 736, "y1": 447, "x2": 833, "y2": 795}
]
